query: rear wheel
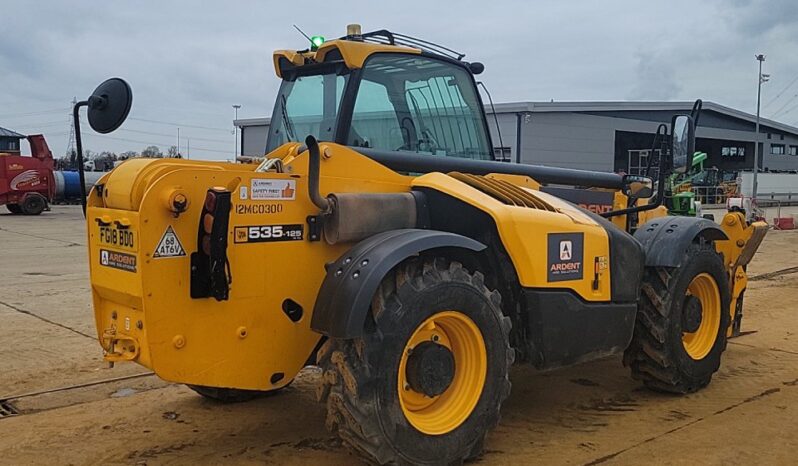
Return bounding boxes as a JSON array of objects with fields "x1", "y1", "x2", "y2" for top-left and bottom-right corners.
[
  {"x1": 317, "y1": 258, "x2": 513, "y2": 465},
  {"x1": 6, "y1": 204, "x2": 22, "y2": 214},
  {"x1": 624, "y1": 242, "x2": 730, "y2": 393},
  {"x1": 21, "y1": 194, "x2": 46, "y2": 215}
]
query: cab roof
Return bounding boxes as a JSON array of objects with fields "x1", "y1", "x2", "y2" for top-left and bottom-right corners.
[{"x1": 272, "y1": 29, "x2": 473, "y2": 78}]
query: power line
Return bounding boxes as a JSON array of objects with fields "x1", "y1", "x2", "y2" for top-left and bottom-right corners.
[
  {"x1": 770, "y1": 93, "x2": 798, "y2": 118},
  {"x1": 777, "y1": 101, "x2": 798, "y2": 120},
  {"x1": 12, "y1": 120, "x2": 71, "y2": 129},
  {"x1": 128, "y1": 117, "x2": 232, "y2": 133},
  {"x1": 763, "y1": 75, "x2": 798, "y2": 109},
  {"x1": 79, "y1": 132, "x2": 229, "y2": 154},
  {"x1": 76, "y1": 117, "x2": 230, "y2": 148},
  {"x1": 117, "y1": 127, "x2": 231, "y2": 144},
  {"x1": 0, "y1": 108, "x2": 70, "y2": 118}
]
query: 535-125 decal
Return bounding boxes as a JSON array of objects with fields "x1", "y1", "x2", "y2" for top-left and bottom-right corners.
[{"x1": 234, "y1": 224, "x2": 303, "y2": 243}]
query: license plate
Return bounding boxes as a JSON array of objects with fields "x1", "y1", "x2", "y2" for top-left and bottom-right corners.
[{"x1": 98, "y1": 225, "x2": 137, "y2": 252}]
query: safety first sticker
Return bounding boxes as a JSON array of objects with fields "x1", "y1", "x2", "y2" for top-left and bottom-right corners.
[
  {"x1": 251, "y1": 179, "x2": 296, "y2": 200},
  {"x1": 547, "y1": 232, "x2": 584, "y2": 282},
  {"x1": 153, "y1": 226, "x2": 186, "y2": 258}
]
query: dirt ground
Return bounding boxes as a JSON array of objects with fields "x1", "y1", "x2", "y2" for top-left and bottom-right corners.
[{"x1": 1, "y1": 206, "x2": 797, "y2": 465}]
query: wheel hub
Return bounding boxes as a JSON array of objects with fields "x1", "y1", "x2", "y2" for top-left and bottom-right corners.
[
  {"x1": 682, "y1": 295, "x2": 703, "y2": 333},
  {"x1": 405, "y1": 341, "x2": 455, "y2": 397}
]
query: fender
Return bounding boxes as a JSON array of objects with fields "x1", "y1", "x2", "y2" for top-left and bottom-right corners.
[
  {"x1": 634, "y1": 216, "x2": 728, "y2": 268},
  {"x1": 311, "y1": 229, "x2": 486, "y2": 338}
]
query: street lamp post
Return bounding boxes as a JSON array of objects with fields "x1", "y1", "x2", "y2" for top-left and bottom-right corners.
[
  {"x1": 752, "y1": 54, "x2": 768, "y2": 201},
  {"x1": 233, "y1": 104, "x2": 241, "y2": 158}
]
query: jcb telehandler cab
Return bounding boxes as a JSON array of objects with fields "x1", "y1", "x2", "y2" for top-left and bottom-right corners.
[{"x1": 78, "y1": 26, "x2": 767, "y2": 465}]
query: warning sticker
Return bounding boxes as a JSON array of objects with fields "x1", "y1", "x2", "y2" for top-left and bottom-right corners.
[
  {"x1": 251, "y1": 179, "x2": 296, "y2": 200},
  {"x1": 100, "y1": 249, "x2": 137, "y2": 273},
  {"x1": 547, "y1": 233, "x2": 584, "y2": 282},
  {"x1": 153, "y1": 226, "x2": 186, "y2": 258}
]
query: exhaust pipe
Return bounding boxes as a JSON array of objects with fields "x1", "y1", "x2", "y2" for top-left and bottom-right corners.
[{"x1": 304, "y1": 135, "x2": 419, "y2": 244}]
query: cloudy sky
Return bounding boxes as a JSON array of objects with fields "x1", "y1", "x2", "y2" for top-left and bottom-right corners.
[{"x1": 1, "y1": 0, "x2": 796, "y2": 159}]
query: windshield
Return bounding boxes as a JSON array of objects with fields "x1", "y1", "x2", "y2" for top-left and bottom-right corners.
[{"x1": 265, "y1": 69, "x2": 348, "y2": 152}]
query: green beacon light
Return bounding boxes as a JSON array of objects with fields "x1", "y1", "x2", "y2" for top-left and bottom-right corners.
[{"x1": 311, "y1": 35, "x2": 325, "y2": 50}]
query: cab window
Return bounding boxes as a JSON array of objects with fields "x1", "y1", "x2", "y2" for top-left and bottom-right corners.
[{"x1": 348, "y1": 54, "x2": 491, "y2": 160}]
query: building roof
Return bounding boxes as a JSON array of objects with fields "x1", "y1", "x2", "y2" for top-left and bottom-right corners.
[
  {"x1": 0, "y1": 126, "x2": 25, "y2": 138},
  {"x1": 235, "y1": 100, "x2": 798, "y2": 137},
  {"x1": 489, "y1": 101, "x2": 798, "y2": 136}
]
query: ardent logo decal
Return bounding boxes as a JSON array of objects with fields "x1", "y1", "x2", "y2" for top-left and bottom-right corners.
[{"x1": 547, "y1": 233, "x2": 584, "y2": 282}]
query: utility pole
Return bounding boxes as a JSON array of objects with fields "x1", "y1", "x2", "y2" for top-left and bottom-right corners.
[
  {"x1": 233, "y1": 104, "x2": 241, "y2": 158},
  {"x1": 66, "y1": 97, "x2": 77, "y2": 159},
  {"x1": 753, "y1": 54, "x2": 768, "y2": 200},
  {"x1": 176, "y1": 127, "x2": 180, "y2": 158},
  {"x1": 187, "y1": 138, "x2": 190, "y2": 160}
]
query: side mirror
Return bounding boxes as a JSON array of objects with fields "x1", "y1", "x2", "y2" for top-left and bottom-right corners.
[
  {"x1": 87, "y1": 78, "x2": 133, "y2": 134},
  {"x1": 623, "y1": 174, "x2": 654, "y2": 199},
  {"x1": 72, "y1": 77, "x2": 133, "y2": 216},
  {"x1": 671, "y1": 115, "x2": 695, "y2": 175}
]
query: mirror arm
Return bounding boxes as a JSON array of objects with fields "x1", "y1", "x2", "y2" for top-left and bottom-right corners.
[
  {"x1": 603, "y1": 124, "x2": 669, "y2": 219},
  {"x1": 72, "y1": 100, "x2": 89, "y2": 217}
]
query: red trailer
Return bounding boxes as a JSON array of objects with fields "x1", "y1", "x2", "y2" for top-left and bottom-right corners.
[{"x1": 0, "y1": 134, "x2": 55, "y2": 215}]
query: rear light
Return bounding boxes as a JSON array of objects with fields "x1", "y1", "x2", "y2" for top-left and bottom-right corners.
[
  {"x1": 204, "y1": 190, "x2": 217, "y2": 212},
  {"x1": 191, "y1": 188, "x2": 232, "y2": 301}
]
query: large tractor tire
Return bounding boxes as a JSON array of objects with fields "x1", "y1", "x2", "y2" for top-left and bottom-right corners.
[
  {"x1": 21, "y1": 194, "x2": 47, "y2": 215},
  {"x1": 624, "y1": 242, "x2": 731, "y2": 393},
  {"x1": 6, "y1": 204, "x2": 22, "y2": 214},
  {"x1": 186, "y1": 385, "x2": 274, "y2": 403},
  {"x1": 317, "y1": 258, "x2": 513, "y2": 465}
]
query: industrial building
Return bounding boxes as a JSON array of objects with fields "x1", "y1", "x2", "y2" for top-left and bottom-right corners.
[
  {"x1": 0, "y1": 126, "x2": 25, "y2": 153},
  {"x1": 235, "y1": 100, "x2": 798, "y2": 175}
]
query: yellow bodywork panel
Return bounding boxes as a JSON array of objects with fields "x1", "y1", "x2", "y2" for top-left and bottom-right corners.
[
  {"x1": 273, "y1": 40, "x2": 421, "y2": 77},
  {"x1": 413, "y1": 173, "x2": 612, "y2": 301},
  {"x1": 87, "y1": 143, "x2": 617, "y2": 390},
  {"x1": 714, "y1": 211, "x2": 768, "y2": 335},
  {"x1": 88, "y1": 145, "x2": 410, "y2": 390}
]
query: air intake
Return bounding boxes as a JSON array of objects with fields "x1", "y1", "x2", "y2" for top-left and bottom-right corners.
[{"x1": 448, "y1": 172, "x2": 556, "y2": 211}]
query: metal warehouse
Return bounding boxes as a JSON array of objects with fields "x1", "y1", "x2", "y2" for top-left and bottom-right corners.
[{"x1": 235, "y1": 100, "x2": 798, "y2": 175}]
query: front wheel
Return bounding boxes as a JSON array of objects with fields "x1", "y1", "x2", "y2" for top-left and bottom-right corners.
[
  {"x1": 624, "y1": 242, "x2": 731, "y2": 393},
  {"x1": 317, "y1": 258, "x2": 513, "y2": 465}
]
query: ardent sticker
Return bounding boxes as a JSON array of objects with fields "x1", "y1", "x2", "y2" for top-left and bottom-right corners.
[
  {"x1": 153, "y1": 226, "x2": 186, "y2": 258},
  {"x1": 547, "y1": 233, "x2": 584, "y2": 282},
  {"x1": 251, "y1": 179, "x2": 295, "y2": 200},
  {"x1": 100, "y1": 249, "x2": 137, "y2": 272}
]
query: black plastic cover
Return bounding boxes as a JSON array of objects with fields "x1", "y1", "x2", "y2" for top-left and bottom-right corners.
[
  {"x1": 522, "y1": 289, "x2": 637, "y2": 369},
  {"x1": 634, "y1": 216, "x2": 728, "y2": 268},
  {"x1": 310, "y1": 229, "x2": 486, "y2": 338}
]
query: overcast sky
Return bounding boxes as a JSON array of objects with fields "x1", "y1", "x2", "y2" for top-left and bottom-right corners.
[{"x1": 2, "y1": 0, "x2": 796, "y2": 159}]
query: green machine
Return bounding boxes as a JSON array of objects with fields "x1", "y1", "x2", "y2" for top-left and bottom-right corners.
[{"x1": 667, "y1": 151, "x2": 709, "y2": 217}]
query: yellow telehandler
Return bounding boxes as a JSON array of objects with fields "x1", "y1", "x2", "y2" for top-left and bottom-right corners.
[{"x1": 73, "y1": 25, "x2": 766, "y2": 464}]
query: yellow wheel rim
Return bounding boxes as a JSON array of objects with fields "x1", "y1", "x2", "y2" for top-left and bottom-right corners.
[
  {"x1": 398, "y1": 311, "x2": 487, "y2": 435},
  {"x1": 682, "y1": 273, "x2": 721, "y2": 360}
]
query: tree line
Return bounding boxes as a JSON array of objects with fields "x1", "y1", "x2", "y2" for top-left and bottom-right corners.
[{"x1": 56, "y1": 145, "x2": 182, "y2": 171}]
